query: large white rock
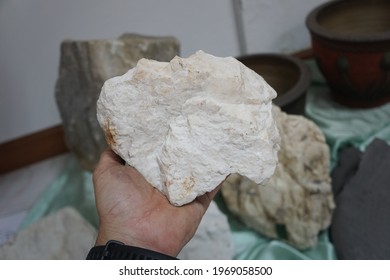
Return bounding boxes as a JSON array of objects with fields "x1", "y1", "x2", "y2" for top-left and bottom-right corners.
[
  {"x1": 221, "y1": 106, "x2": 335, "y2": 249},
  {"x1": 97, "y1": 51, "x2": 280, "y2": 206}
]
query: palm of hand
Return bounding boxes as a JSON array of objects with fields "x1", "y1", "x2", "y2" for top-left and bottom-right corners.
[{"x1": 93, "y1": 149, "x2": 218, "y2": 257}]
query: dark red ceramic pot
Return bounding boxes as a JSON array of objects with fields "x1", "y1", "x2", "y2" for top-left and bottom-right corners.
[{"x1": 306, "y1": 0, "x2": 390, "y2": 108}]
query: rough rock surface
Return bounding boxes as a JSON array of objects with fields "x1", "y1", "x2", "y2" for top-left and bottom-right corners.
[
  {"x1": 55, "y1": 34, "x2": 180, "y2": 170},
  {"x1": 221, "y1": 106, "x2": 335, "y2": 249},
  {"x1": 97, "y1": 51, "x2": 280, "y2": 206},
  {"x1": 0, "y1": 207, "x2": 97, "y2": 259},
  {"x1": 178, "y1": 201, "x2": 234, "y2": 259}
]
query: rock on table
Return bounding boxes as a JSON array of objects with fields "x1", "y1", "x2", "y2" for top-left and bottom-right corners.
[{"x1": 222, "y1": 106, "x2": 335, "y2": 249}]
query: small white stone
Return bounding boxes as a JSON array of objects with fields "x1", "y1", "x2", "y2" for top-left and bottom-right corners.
[
  {"x1": 178, "y1": 201, "x2": 234, "y2": 260},
  {"x1": 97, "y1": 51, "x2": 280, "y2": 206}
]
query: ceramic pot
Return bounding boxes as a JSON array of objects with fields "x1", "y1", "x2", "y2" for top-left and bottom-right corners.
[{"x1": 306, "y1": 0, "x2": 390, "y2": 108}]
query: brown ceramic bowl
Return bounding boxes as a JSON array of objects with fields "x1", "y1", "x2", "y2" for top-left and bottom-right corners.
[
  {"x1": 237, "y1": 54, "x2": 311, "y2": 115},
  {"x1": 306, "y1": 0, "x2": 390, "y2": 108}
]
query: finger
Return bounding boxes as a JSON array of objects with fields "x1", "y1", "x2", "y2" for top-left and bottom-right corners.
[
  {"x1": 100, "y1": 148, "x2": 125, "y2": 166},
  {"x1": 206, "y1": 183, "x2": 222, "y2": 201},
  {"x1": 94, "y1": 148, "x2": 124, "y2": 177},
  {"x1": 192, "y1": 180, "x2": 224, "y2": 213}
]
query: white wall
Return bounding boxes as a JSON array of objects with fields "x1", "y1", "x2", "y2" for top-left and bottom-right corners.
[
  {"x1": 0, "y1": 0, "x2": 239, "y2": 143},
  {"x1": 239, "y1": 0, "x2": 328, "y2": 54},
  {"x1": 0, "y1": 0, "x2": 328, "y2": 143},
  {"x1": 241, "y1": 0, "x2": 328, "y2": 53}
]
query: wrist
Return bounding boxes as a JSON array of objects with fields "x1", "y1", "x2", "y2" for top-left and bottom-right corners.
[
  {"x1": 95, "y1": 226, "x2": 179, "y2": 257},
  {"x1": 95, "y1": 227, "x2": 147, "y2": 249},
  {"x1": 87, "y1": 240, "x2": 178, "y2": 260}
]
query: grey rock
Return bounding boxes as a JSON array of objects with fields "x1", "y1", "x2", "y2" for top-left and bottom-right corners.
[
  {"x1": 55, "y1": 33, "x2": 180, "y2": 170},
  {"x1": 0, "y1": 207, "x2": 97, "y2": 259},
  {"x1": 178, "y1": 201, "x2": 234, "y2": 260},
  {"x1": 221, "y1": 106, "x2": 335, "y2": 249}
]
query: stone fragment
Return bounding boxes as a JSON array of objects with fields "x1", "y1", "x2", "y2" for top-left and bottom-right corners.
[
  {"x1": 0, "y1": 207, "x2": 97, "y2": 259},
  {"x1": 221, "y1": 106, "x2": 335, "y2": 249},
  {"x1": 97, "y1": 51, "x2": 280, "y2": 206},
  {"x1": 55, "y1": 34, "x2": 180, "y2": 170},
  {"x1": 178, "y1": 201, "x2": 234, "y2": 260}
]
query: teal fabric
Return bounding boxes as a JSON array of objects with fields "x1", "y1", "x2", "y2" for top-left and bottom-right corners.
[
  {"x1": 232, "y1": 231, "x2": 336, "y2": 260},
  {"x1": 214, "y1": 193, "x2": 337, "y2": 260},
  {"x1": 305, "y1": 60, "x2": 390, "y2": 169},
  {"x1": 19, "y1": 156, "x2": 98, "y2": 230}
]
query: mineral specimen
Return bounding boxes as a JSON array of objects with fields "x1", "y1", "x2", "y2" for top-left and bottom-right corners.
[
  {"x1": 97, "y1": 51, "x2": 280, "y2": 206},
  {"x1": 221, "y1": 106, "x2": 335, "y2": 249},
  {"x1": 55, "y1": 34, "x2": 180, "y2": 170}
]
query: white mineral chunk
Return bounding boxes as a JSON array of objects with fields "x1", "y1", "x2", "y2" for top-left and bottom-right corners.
[
  {"x1": 97, "y1": 51, "x2": 280, "y2": 206},
  {"x1": 221, "y1": 106, "x2": 335, "y2": 249}
]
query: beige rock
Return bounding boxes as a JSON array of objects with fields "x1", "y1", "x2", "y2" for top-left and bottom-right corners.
[
  {"x1": 221, "y1": 106, "x2": 335, "y2": 249},
  {"x1": 0, "y1": 207, "x2": 96, "y2": 259},
  {"x1": 97, "y1": 51, "x2": 280, "y2": 206}
]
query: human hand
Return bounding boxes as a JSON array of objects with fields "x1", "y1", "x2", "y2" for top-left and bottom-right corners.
[{"x1": 92, "y1": 148, "x2": 222, "y2": 257}]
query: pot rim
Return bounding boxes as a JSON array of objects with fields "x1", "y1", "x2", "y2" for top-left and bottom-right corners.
[
  {"x1": 306, "y1": 0, "x2": 390, "y2": 43},
  {"x1": 236, "y1": 54, "x2": 311, "y2": 108}
]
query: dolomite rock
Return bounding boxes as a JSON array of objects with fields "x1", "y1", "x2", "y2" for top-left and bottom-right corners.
[
  {"x1": 97, "y1": 51, "x2": 280, "y2": 206},
  {"x1": 55, "y1": 34, "x2": 180, "y2": 170},
  {"x1": 178, "y1": 201, "x2": 234, "y2": 260},
  {"x1": 221, "y1": 106, "x2": 335, "y2": 249},
  {"x1": 0, "y1": 207, "x2": 96, "y2": 259}
]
